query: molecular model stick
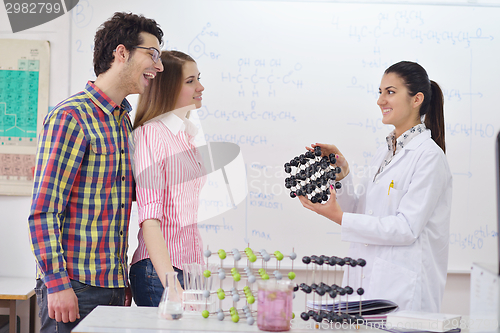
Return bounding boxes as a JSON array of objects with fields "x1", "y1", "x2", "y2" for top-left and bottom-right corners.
[
  {"x1": 197, "y1": 246, "x2": 297, "y2": 325},
  {"x1": 284, "y1": 146, "x2": 342, "y2": 203},
  {"x1": 298, "y1": 255, "x2": 367, "y2": 325}
]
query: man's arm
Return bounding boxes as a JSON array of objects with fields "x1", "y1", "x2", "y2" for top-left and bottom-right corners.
[{"x1": 28, "y1": 109, "x2": 86, "y2": 321}]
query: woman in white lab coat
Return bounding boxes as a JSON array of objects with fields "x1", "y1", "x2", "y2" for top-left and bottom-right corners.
[{"x1": 299, "y1": 61, "x2": 452, "y2": 312}]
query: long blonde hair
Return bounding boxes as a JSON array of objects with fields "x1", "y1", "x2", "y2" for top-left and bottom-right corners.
[{"x1": 133, "y1": 50, "x2": 196, "y2": 129}]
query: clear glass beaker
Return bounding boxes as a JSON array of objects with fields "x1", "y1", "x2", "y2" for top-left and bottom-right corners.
[
  {"x1": 257, "y1": 279, "x2": 294, "y2": 331},
  {"x1": 182, "y1": 263, "x2": 218, "y2": 313},
  {"x1": 158, "y1": 271, "x2": 183, "y2": 320}
]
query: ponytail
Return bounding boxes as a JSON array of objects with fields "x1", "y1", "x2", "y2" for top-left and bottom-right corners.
[{"x1": 423, "y1": 81, "x2": 445, "y2": 153}]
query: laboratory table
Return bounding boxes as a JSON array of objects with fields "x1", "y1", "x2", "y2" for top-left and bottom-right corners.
[
  {"x1": 72, "y1": 305, "x2": 381, "y2": 333},
  {"x1": 0, "y1": 276, "x2": 36, "y2": 333}
]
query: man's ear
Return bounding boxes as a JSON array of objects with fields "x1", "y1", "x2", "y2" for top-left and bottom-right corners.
[{"x1": 113, "y1": 44, "x2": 129, "y2": 64}]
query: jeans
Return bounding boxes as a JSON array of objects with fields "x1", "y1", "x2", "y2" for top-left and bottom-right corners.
[
  {"x1": 129, "y1": 258, "x2": 184, "y2": 307},
  {"x1": 35, "y1": 279, "x2": 125, "y2": 333}
]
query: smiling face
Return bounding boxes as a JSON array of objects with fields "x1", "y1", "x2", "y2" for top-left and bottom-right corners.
[
  {"x1": 174, "y1": 61, "x2": 204, "y2": 110},
  {"x1": 120, "y1": 32, "x2": 164, "y2": 96},
  {"x1": 377, "y1": 72, "x2": 422, "y2": 137}
]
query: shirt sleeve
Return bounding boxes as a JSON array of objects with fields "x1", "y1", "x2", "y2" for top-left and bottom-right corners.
[
  {"x1": 134, "y1": 126, "x2": 166, "y2": 225},
  {"x1": 28, "y1": 109, "x2": 86, "y2": 294},
  {"x1": 341, "y1": 150, "x2": 451, "y2": 246}
]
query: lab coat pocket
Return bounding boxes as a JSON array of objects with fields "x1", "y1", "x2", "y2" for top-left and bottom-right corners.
[
  {"x1": 368, "y1": 257, "x2": 416, "y2": 311},
  {"x1": 387, "y1": 187, "x2": 406, "y2": 215}
]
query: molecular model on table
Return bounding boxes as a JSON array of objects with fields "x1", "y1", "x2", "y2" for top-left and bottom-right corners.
[
  {"x1": 298, "y1": 255, "x2": 367, "y2": 325},
  {"x1": 188, "y1": 246, "x2": 298, "y2": 325},
  {"x1": 284, "y1": 146, "x2": 342, "y2": 203}
]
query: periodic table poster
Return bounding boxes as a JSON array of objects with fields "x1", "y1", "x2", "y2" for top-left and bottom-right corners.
[{"x1": 0, "y1": 39, "x2": 50, "y2": 196}]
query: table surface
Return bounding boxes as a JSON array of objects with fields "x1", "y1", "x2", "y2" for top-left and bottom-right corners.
[
  {"x1": 0, "y1": 276, "x2": 35, "y2": 300},
  {"x1": 72, "y1": 306, "x2": 377, "y2": 333}
]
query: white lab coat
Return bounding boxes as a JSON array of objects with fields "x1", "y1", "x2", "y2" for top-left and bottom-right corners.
[{"x1": 337, "y1": 129, "x2": 452, "y2": 312}]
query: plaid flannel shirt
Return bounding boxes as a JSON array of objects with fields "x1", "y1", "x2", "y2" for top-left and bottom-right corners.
[{"x1": 28, "y1": 81, "x2": 133, "y2": 294}]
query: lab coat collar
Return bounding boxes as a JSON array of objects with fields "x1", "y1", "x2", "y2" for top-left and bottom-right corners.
[
  {"x1": 381, "y1": 129, "x2": 431, "y2": 173},
  {"x1": 399, "y1": 129, "x2": 431, "y2": 151}
]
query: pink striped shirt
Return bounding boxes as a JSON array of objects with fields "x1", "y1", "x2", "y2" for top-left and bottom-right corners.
[{"x1": 131, "y1": 113, "x2": 206, "y2": 270}]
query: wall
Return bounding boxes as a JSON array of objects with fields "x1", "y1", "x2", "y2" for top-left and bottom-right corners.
[
  {"x1": 70, "y1": 0, "x2": 500, "y2": 272},
  {"x1": 1, "y1": 2, "x2": 499, "y2": 331},
  {"x1": 0, "y1": 7, "x2": 72, "y2": 332}
]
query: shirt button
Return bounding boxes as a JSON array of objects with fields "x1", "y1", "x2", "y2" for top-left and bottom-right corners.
[
  {"x1": 122, "y1": 176, "x2": 125, "y2": 181},
  {"x1": 121, "y1": 149, "x2": 125, "y2": 154},
  {"x1": 376, "y1": 180, "x2": 380, "y2": 184},
  {"x1": 121, "y1": 203, "x2": 125, "y2": 208},
  {"x1": 119, "y1": 231, "x2": 123, "y2": 236},
  {"x1": 364, "y1": 244, "x2": 368, "y2": 247},
  {"x1": 368, "y1": 210, "x2": 373, "y2": 215},
  {"x1": 362, "y1": 275, "x2": 365, "y2": 279}
]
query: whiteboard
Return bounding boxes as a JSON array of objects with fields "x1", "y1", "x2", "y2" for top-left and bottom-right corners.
[{"x1": 69, "y1": 0, "x2": 500, "y2": 272}]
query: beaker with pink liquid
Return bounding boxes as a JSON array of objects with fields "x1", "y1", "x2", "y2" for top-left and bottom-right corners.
[{"x1": 257, "y1": 280, "x2": 294, "y2": 331}]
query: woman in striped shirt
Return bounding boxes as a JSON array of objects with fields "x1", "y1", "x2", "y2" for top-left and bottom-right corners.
[{"x1": 129, "y1": 51, "x2": 206, "y2": 307}]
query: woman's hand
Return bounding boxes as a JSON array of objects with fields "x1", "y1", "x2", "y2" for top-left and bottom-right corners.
[
  {"x1": 306, "y1": 143, "x2": 350, "y2": 181},
  {"x1": 298, "y1": 187, "x2": 343, "y2": 225}
]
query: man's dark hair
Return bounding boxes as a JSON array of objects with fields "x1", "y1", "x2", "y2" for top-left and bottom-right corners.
[{"x1": 93, "y1": 12, "x2": 163, "y2": 77}]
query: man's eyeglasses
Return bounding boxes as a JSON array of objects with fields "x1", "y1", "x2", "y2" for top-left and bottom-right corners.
[{"x1": 132, "y1": 46, "x2": 161, "y2": 63}]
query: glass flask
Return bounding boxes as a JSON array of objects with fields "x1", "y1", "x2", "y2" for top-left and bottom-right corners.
[{"x1": 158, "y1": 271, "x2": 183, "y2": 320}]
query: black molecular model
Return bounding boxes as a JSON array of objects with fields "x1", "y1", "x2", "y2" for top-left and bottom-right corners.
[
  {"x1": 298, "y1": 255, "x2": 367, "y2": 325},
  {"x1": 284, "y1": 146, "x2": 342, "y2": 203}
]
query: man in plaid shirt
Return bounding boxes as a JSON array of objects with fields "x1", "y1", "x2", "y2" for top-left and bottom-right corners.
[{"x1": 28, "y1": 12, "x2": 164, "y2": 333}]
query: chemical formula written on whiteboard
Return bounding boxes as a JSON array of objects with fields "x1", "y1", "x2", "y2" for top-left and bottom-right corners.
[
  {"x1": 347, "y1": 9, "x2": 493, "y2": 48},
  {"x1": 449, "y1": 225, "x2": 498, "y2": 250},
  {"x1": 221, "y1": 60, "x2": 304, "y2": 98},
  {"x1": 197, "y1": 105, "x2": 296, "y2": 122}
]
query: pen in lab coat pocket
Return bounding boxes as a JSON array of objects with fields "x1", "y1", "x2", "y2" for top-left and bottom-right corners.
[{"x1": 388, "y1": 180, "x2": 394, "y2": 195}]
